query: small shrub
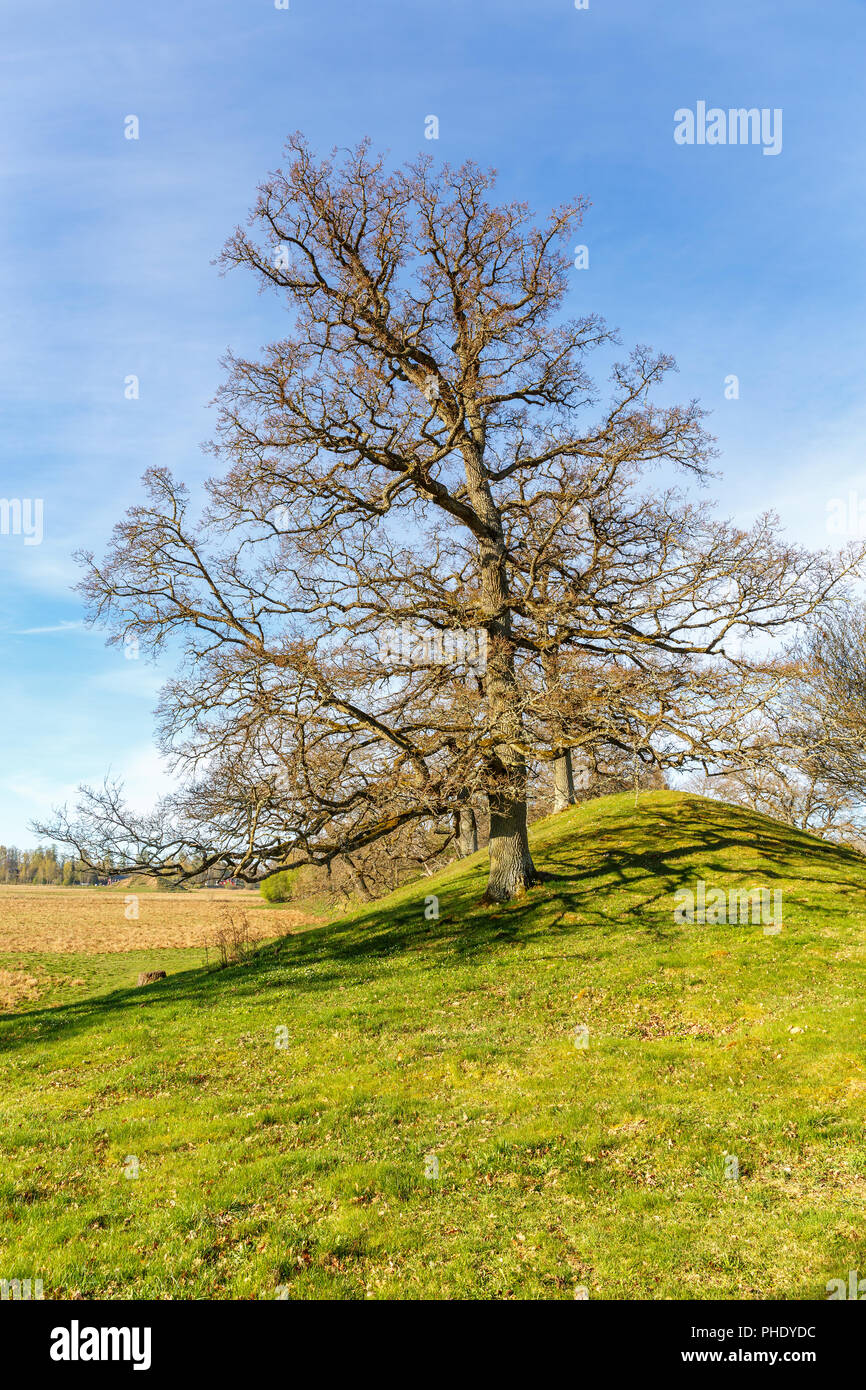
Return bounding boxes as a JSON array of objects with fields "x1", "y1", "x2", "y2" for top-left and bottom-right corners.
[
  {"x1": 207, "y1": 906, "x2": 254, "y2": 969},
  {"x1": 260, "y1": 869, "x2": 300, "y2": 904}
]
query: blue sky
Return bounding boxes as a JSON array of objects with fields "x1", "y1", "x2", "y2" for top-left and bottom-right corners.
[{"x1": 1, "y1": 0, "x2": 864, "y2": 845}]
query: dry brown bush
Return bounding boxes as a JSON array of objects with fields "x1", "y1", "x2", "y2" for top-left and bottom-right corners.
[{"x1": 206, "y1": 906, "x2": 255, "y2": 969}]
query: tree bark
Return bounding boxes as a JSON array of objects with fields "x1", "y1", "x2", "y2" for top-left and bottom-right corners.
[
  {"x1": 460, "y1": 408, "x2": 538, "y2": 900},
  {"x1": 455, "y1": 805, "x2": 478, "y2": 858},
  {"x1": 485, "y1": 791, "x2": 536, "y2": 901},
  {"x1": 343, "y1": 854, "x2": 373, "y2": 902},
  {"x1": 553, "y1": 748, "x2": 576, "y2": 812}
]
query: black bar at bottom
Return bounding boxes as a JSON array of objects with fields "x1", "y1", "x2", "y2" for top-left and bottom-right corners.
[{"x1": 1, "y1": 1298, "x2": 857, "y2": 1377}]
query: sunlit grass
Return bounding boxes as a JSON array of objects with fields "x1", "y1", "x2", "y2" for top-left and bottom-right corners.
[{"x1": 1, "y1": 791, "x2": 865, "y2": 1299}]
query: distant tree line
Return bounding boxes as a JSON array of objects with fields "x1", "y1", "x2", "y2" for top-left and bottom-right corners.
[{"x1": 0, "y1": 845, "x2": 102, "y2": 885}]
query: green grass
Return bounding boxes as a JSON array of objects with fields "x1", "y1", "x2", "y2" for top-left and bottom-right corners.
[
  {"x1": 2, "y1": 790, "x2": 865, "y2": 1300},
  {"x1": 0, "y1": 947, "x2": 213, "y2": 1009}
]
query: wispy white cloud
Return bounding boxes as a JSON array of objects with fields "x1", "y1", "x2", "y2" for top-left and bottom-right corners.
[{"x1": 15, "y1": 619, "x2": 88, "y2": 635}]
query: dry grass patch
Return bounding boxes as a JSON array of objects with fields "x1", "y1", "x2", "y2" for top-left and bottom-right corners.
[{"x1": 0, "y1": 967, "x2": 43, "y2": 1010}]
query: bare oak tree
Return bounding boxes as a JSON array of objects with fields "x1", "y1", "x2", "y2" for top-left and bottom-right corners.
[{"x1": 35, "y1": 138, "x2": 866, "y2": 902}]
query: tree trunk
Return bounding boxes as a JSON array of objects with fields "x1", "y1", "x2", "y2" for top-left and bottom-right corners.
[
  {"x1": 460, "y1": 431, "x2": 538, "y2": 901},
  {"x1": 553, "y1": 748, "x2": 576, "y2": 812},
  {"x1": 485, "y1": 791, "x2": 537, "y2": 902},
  {"x1": 343, "y1": 854, "x2": 373, "y2": 902},
  {"x1": 455, "y1": 805, "x2": 478, "y2": 858}
]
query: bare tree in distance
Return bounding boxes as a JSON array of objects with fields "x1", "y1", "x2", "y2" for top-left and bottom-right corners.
[{"x1": 685, "y1": 609, "x2": 866, "y2": 845}]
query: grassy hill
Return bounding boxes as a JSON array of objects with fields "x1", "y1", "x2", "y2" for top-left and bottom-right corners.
[{"x1": 2, "y1": 789, "x2": 865, "y2": 1300}]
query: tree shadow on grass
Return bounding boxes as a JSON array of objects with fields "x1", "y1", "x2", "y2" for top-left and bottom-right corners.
[{"x1": 3, "y1": 792, "x2": 866, "y2": 1056}]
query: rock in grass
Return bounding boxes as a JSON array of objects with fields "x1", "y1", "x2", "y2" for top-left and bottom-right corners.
[{"x1": 137, "y1": 970, "x2": 167, "y2": 986}]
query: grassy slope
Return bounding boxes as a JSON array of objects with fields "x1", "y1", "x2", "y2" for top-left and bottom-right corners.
[{"x1": 1, "y1": 789, "x2": 865, "y2": 1301}]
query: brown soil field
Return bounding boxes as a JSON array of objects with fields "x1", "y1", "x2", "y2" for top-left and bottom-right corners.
[{"x1": 0, "y1": 885, "x2": 315, "y2": 954}]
